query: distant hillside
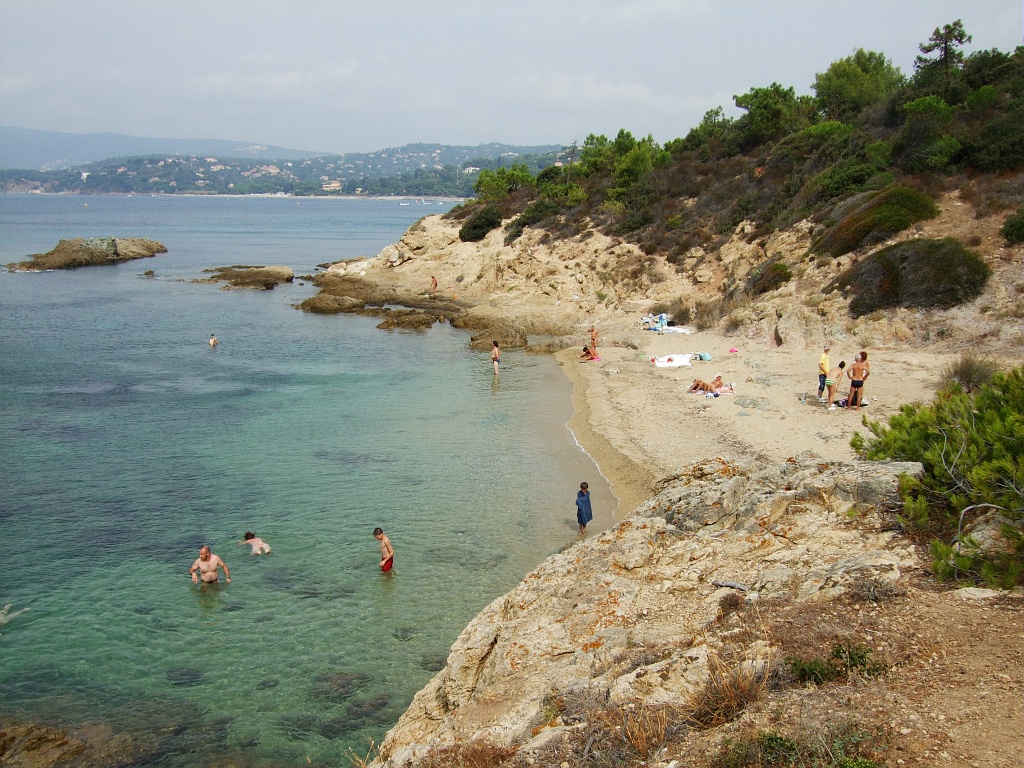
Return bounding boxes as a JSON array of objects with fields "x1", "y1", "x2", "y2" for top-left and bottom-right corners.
[
  {"x1": 0, "y1": 140, "x2": 567, "y2": 197},
  {"x1": 0, "y1": 126, "x2": 326, "y2": 170}
]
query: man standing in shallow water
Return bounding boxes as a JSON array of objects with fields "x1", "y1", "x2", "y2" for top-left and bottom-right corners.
[
  {"x1": 374, "y1": 528, "x2": 394, "y2": 572},
  {"x1": 190, "y1": 545, "x2": 230, "y2": 584}
]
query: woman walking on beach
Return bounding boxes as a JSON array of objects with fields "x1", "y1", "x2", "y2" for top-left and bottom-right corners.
[{"x1": 491, "y1": 340, "x2": 500, "y2": 376}]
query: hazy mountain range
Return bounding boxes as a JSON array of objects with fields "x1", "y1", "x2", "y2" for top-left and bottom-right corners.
[{"x1": 0, "y1": 126, "x2": 328, "y2": 170}]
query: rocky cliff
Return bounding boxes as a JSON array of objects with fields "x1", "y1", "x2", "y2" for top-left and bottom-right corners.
[{"x1": 374, "y1": 455, "x2": 921, "y2": 766}]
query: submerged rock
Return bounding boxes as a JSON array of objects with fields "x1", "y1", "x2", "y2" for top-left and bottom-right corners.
[
  {"x1": 6, "y1": 237, "x2": 167, "y2": 271},
  {"x1": 165, "y1": 667, "x2": 205, "y2": 687}
]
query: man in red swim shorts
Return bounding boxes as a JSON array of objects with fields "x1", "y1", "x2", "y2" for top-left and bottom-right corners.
[{"x1": 374, "y1": 527, "x2": 394, "y2": 572}]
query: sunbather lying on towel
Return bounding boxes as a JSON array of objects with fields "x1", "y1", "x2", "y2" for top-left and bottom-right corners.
[{"x1": 689, "y1": 375, "x2": 735, "y2": 394}]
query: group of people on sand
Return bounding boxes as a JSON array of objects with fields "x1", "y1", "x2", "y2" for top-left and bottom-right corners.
[
  {"x1": 817, "y1": 344, "x2": 871, "y2": 410},
  {"x1": 687, "y1": 374, "x2": 735, "y2": 395}
]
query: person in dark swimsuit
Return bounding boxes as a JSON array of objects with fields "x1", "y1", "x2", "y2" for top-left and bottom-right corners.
[{"x1": 846, "y1": 356, "x2": 868, "y2": 411}]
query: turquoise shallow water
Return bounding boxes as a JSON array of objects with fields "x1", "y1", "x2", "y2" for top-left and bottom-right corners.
[{"x1": 0, "y1": 195, "x2": 616, "y2": 766}]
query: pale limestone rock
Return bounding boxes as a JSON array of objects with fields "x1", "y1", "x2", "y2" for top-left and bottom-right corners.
[
  {"x1": 373, "y1": 456, "x2": 922, "y2": 767},
  {"x1": 694, "y1": 268, "x2": 713, "y2": 284}
]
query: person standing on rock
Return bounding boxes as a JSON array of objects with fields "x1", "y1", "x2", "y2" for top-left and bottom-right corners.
[
  {"x1": 491, "y1": 341, "x2": 501, "y2": 376},
  {"x1": 575, "y1": 482, "x2": 594, "y2": 535},
  {"x1": 589, "y1": 326, "x2": 599, "y2": 355},
  {"x1": 430, "y1": 275, "x2": 438, "y2": 294}
]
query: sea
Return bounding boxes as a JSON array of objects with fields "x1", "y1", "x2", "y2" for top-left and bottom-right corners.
[{"x1": 0, "y1": 194, "x2": 616, "y2": 766}]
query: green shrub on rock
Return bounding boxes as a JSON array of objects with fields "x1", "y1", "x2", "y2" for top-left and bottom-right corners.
[
  {"x1": 458, "y1": 205, "x2": 503, "y2": 242},
  {"x1": 833, "y1": 237, "x2": 990, "y2": 316},
  {"x1": 748, "y1": 259, "x2": 793, "y2": 294},
  {"x1": 813, "y1": 185, "x2": 939, "y2": 257}
]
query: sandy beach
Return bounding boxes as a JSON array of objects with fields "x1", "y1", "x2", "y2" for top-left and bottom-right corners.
[{"x1": 557, "y1": 325, "x2": 955, "y2": 518}]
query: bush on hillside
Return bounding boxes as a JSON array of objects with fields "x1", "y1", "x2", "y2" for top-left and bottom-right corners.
[
  {"x1": 504, "y1": 199, "x2": 560, "y2": 243},
  {"x1": 1001, "y1": 206, "x2": 1024, "y2": 245},
  {"x1": 851, "y1": 367, "x2": 1024, "y2": 586},
  {"x1": 813, "y1": 185, "x2": 939, "y2": 257},
  {"x1": 458, "y1": 205, "x2": 503, "y2": 242},
  {"x1": 748, "y1": 259, "x2": 793, "y2": 295},
  {"x1": 833, "y1": 237, "x2": 990, "y2": 316}
]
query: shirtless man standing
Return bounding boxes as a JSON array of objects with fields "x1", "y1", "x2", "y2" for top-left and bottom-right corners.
[
  {"x1": 589, "y1": 326, "x2": 599, "y2": 355},
  {"x1": 846, "y1": 355, "x2": 869, "y2": 411},
  {"x1": 374, "y1": 528, "x2": 394, "y2": 573},
  {"x1": 190, "y1": 545, "x2": 230, "y2": 584}
]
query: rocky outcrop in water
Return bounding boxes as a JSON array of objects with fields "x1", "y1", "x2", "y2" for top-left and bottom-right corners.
[
  {"x1": 195, "y1": 265, "x2": 294, "y2": 290},
  {"x1": 6, "y1": 237, "x2": 167, "y2": 271},
  {"x1": 373, "y1": 454, "x2": 922, "y2": 767}
]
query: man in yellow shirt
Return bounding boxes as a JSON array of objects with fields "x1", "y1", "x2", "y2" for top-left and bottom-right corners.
[{"x1": 817, "y1": 344, "x2": 830, "y2": 402}]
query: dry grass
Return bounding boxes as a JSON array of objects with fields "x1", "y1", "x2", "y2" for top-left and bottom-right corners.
[
  {"x1": 940, "y1": 351, "x2": 999, "y2": 392},
  {"x1": 686, "y1": 654, "x2": 769, "y2": 728},
  {"x1": 414, "y1": 741, "x2": 520, "y2": 768}
]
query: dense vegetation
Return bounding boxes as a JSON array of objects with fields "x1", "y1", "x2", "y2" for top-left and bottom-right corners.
[
  {"x1": 447, "y1": 21, "x2": 1021, "y2": 315},
  {"x1": 852, "y1": 364, "x2": 1024, "y2": 587},
  {"x1": 832, "y1": 237, "x2": 991, "y2": 316}
]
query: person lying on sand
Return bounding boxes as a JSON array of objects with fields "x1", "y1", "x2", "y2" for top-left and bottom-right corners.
[{"x1": 689, "y1": 375, "x2": 725, "y2": 393}]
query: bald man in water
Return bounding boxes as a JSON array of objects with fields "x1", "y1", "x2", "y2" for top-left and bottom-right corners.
[{"x1": 190, "y1": 545, "x2": 230, "y2": 584}]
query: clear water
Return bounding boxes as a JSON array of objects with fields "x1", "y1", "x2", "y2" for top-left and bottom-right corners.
[{"x1": 0, "y1": 195, "x2": 615, "y2": 766}]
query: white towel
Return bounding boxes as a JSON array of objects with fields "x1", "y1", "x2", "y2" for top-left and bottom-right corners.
[{"x1": 651, "y1": 354, "x2": 692, "y2": 368}]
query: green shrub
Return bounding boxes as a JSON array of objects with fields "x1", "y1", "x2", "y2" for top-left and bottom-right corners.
[
  {"x1": 504, "y1": 199, "x2": 560, "y2": 243},
  {"x1": 1001, "y1": 207, "x2": 1024, "y2": 245},
  {"x1": 833, "y1": 237, "x2": 990, "y2": 316},
  {"x1": 965, "y1": 101, "x2": 1024, "y2": 172},
  {"x1": 852, "y1": 367, "x2": 1024, "y2": 585},
  {"x1": 712, "y1": 722, "x2": 887, "y2": 768},
  {"x1": 785, "y1": 641, "x2": 886, "y2": 685},
  {"x1": 458, "y1": 205, "x2": 503, "y2": 242},
  {"x1": 813, "y1": 185, "x2": 939, "y2": 257},
  {"x1": 749, "y1": 260, "x2": 793, "y2": 294}
]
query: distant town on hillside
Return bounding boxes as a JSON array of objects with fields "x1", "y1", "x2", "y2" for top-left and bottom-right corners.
[{"x1": 0, "y1": 127, "x2": 567, "y2": 197}]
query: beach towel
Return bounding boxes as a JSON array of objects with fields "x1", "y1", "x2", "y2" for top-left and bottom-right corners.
[
  {"x1": 575, "y1": 490, "x2": 593, "y2": 527},
  {"x1": 651, "y1": 354, "x2": 692, "y2": 368}
]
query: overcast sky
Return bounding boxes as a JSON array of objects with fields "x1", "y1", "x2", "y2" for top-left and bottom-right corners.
[{"x1": 1, "y1": 1, "x2": 1021, "y2": 154}]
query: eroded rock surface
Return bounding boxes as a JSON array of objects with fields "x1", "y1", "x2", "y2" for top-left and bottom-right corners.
[
  {"x1": 374, "y1": 454, "x2": 922, "y2": 766},
  {"x1": 196, "y1": 265, "x2": 294, "y2": 290},
  {"x1": 6, "y1": 237, "x2": 167, "y2": 271}
]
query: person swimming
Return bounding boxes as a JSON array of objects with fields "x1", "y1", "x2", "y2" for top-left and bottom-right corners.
[{"x1": 240, "y1": 531, "x2": 271, "y2": 555}]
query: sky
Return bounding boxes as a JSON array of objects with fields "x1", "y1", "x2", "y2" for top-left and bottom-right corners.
[{"x1": 1, "y1": 1, "x2": 1022, "y2": 154}]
